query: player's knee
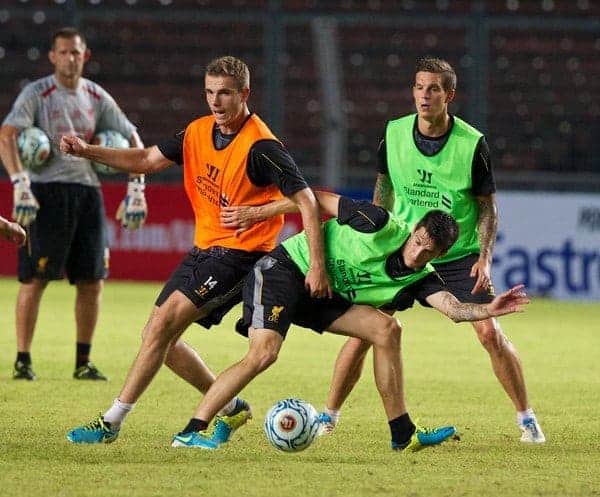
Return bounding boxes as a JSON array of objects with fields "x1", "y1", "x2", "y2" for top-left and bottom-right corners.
[
  {"x1": 244, "y1": 346, "x2": 279, "y2": 373},
  {"x1": 141, "y1": 325, "x2": 162, "y2": 346},
  {"x1": 370, "y1": 316, "x2": 402, "y2": 348},
  {"x1": 473, "y1": 319, "x2": 503, "y2": 350},
  {"x1": 21, "y1": 278, "x2": 49, "y2": 294},
  {"x1": 141, "y1": 315, "x2": 179, "y2": 350},
  {"x1": 75, "y1": 280, "x2": 103, "y2": 298},
  {"x1": 32, "y1": 278, "x2": 50, "y2": 290}
]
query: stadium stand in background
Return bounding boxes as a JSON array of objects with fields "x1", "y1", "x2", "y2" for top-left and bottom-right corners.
[{"x1": 1, "y1": 0, "x2": 598, "y2": 190}]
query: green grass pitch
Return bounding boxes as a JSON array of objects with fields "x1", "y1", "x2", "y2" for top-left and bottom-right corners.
[{"x1": 0, "y1": 277, "x2": 599, "y2": 497}]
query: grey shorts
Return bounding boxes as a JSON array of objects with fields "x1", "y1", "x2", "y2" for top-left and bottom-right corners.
[{"x1": 239, "y1": 247, "x2": 353, "y2": 339}]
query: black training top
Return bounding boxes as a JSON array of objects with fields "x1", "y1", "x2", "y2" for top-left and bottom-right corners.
[{"x1": 157, "y1": 116, "x2": 309, "y2": 197}]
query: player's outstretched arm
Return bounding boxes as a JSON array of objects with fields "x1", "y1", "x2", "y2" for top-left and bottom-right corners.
[
  {"x1": 220, "y1": 198, "x2": 296, "y2": 234},
  {"x1": 220, "y1": 190, "x2": 341, "y2": 234},
  {"x1": 426, "y1": 284, "x2": 530, "y2": 323},
  {"x1": 60, "y1": 135, "x2": 171, "y2": 174},
  {"x1": 486, "y1": 284, "x2": 530, "y2": 316},
  {"x1": 0, "y1": 215, "x2": 26, "y2": 246},
  {"x1": 313, "y1": 191, "x2": 341, "y2": 217}
]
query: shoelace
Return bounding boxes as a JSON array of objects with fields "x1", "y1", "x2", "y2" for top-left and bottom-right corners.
[
  {"x1": 83, "y1": 416, "x2": 107, "y2": 432},
  {"x1": 415, "y1": 426, "x2": 435, "y2": 435},
  {"x1": 318, "y1": 413, "x2": 332, "y2": 423},
  {"x1": 523, "y1": 420, "x2": 539, "y2": 434}
]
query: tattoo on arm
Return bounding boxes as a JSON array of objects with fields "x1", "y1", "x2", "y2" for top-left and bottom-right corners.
[
  {"x1": 373, "y1": 174, "x2": 394, "y2": 210},
  {"x1": 477, "y1": 195, "x2": 498, "y2": 260},
  {"x1": 440, "y1": 292, "x2": 489, "y2": 322}
]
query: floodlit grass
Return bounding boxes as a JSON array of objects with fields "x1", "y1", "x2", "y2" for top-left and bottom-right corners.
[{"x1": 0, "y1": 277, "x2": 599, "y2": 497}]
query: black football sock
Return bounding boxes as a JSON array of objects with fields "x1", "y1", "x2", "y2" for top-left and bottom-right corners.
[
  {"x1": 76, "y1": 342, "x2": 91, "y2": 368},
  {"x1": 389, "y1": 413, "x2": 416, "y2": 448},
  {"x1": 16, "y1": 352, "x2": 31, "y2": 365},
  {"x1": 178, "y1": 418, "x2": 209, "y2": 435}
]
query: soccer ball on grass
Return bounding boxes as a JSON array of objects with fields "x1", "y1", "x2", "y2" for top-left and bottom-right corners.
[{"x1": 264, "y1": 398, "x2": 320, "y2": 452}]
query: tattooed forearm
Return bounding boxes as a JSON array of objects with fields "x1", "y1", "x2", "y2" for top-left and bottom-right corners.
[
  {"x1": 439, "y1": 293, "x2": 490, "y2": 322},
  {"x1": 477, "y1": 195, "x2": 498, "y2": 260},
  {"x1": 373, "y1": 173, "x2": 395, "y2": 210}
]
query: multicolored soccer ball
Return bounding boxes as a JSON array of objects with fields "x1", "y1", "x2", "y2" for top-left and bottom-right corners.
[
  {"x1": 264, "y1": 398, "x2": 320, "y2": 452},
  {"x1": 91, "y1": 130, "x2": 129, "y2": 174},
  {"x1": 17, "y1": 127, "x2": 51, "y2": 172}
]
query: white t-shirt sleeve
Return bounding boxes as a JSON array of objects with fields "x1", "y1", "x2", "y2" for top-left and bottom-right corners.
[{"x1": 2, "y1": 83, "x2": 38, "y2": 129}]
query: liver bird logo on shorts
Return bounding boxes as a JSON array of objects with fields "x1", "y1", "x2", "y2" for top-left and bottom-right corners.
[
  {"x1": 268, "y1": 305, "x2": 285, "y2": 323},
  {"x1": 37, "y1": 257, "x2": 49, "y2": 273}
]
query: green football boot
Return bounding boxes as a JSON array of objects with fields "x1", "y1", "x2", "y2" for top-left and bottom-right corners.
[
  {"x1": 67, "y1": 415, "x2": 119, "y2": 444},
  {"x1": 392, "y1": 424, "x2": 457, "y2": 452},
  {"x1": 211, "y1": 398, "x2": 252, "y2": 444}
]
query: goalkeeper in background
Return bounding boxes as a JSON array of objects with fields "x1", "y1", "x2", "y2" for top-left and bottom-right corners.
[{"x1": 0, "y1": 27, "x2": 147, "y2": 381}]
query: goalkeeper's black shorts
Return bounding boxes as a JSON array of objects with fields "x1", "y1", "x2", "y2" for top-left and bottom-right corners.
[{"x1": 18, "y1": 182, "x2": 107, "y2": 284}]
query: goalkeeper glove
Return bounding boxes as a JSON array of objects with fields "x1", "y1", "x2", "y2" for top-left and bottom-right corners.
[
  {"x1": 116, "y1": 176, "x2": 147, "y2": 230},
  {"x1": 10, "y1": 171, "x2": 39, "y2": 226}
]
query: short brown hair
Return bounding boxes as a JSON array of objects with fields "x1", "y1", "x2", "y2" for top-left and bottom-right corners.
[
  {"x1": 415, "y1": 57, "x2": 457, "y2": 92},
  {"x1": 206, "y1": 56, "x2": 250, "y2": 90},
  {"x1": 51, "y1": 26, "x2": 86, "y2": 49}
]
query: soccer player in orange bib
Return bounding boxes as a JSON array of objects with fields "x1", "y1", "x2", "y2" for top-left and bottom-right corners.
[{"x1": 61, "y1": 55, "x2": 331, "y2": 444}]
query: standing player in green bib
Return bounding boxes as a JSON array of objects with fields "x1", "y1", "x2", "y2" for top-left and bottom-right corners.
[{"x1": 321, "y1": 57, "x2": 545, "y2": 444}]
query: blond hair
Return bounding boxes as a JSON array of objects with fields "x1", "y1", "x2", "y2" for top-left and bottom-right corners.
[{"x1": 206, "y1": 56, "x2": 250, "y2": 90}]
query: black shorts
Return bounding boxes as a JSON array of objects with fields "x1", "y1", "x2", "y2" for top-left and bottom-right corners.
[
  {"x1": 18, "y1": 183, "x2": 108, "y2": 284},
  {"x1": 240, "y1": 247, "x2": 353, "y2": 339},
  {"x1": 155, "y1": 246, "x2": 264, "y2": 329},
  {"x1": 432, "y1": 253, "x2": 495, "y2": 304}
]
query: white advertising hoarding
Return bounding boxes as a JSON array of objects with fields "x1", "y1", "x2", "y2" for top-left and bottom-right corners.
[{"x1": 494, "y1": 191, "x2": 600, "y2": 301}]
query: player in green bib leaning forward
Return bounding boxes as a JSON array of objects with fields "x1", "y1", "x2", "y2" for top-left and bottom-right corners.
[
  {"x1": 170, "y1": 191, "x2": 530, "y2": 451},
  {"x1": 317, "y1": 57, "x2": 544, "y2": 443}
]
